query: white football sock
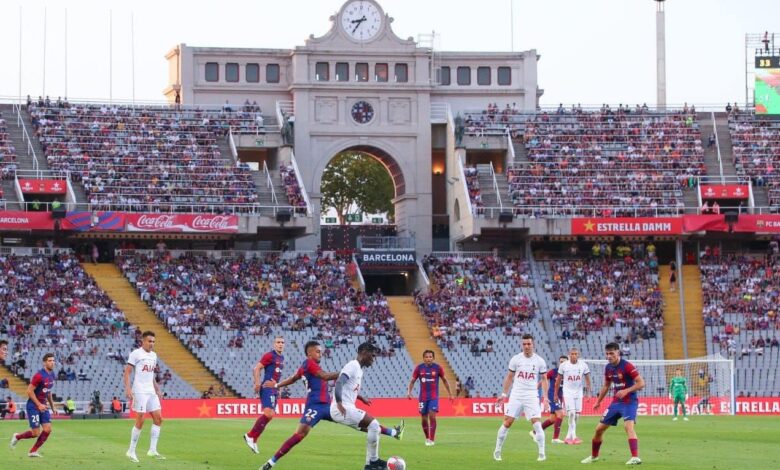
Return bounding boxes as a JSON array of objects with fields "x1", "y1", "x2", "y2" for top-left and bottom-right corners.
[
  {"x1": 569, "y1": 411, "x2": 577, "y2": 439},
  {"x1": 533, "y1": 421, "x2": 545, "y2": 454},
  {"x1": 366, "y1": 419, "x2": 380, "y2": 464},
  {"x1": 150, "y1": 424, "x2": 161, "y2": 453},
  {"x1": 495, "y1": 424, "x2": 510, "y2": 453},
  {"x1": 129, "y1": 426, "x2": 142, "y2": 453}
]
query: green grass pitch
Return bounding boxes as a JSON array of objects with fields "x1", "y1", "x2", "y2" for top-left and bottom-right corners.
[{"x1": 1, "y1": 416, "x2": 779, "y2": 469}]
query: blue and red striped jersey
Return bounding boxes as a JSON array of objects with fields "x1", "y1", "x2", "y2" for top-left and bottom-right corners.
[
  {"x1": 412, "y1": 363, "x2": 445, "y2": 401},
  {"x1": 298, "y1": 358, "x2": 329, "y2": 405},
  {"x1": 29, "y1": 369, "x2": 55, "y2": 406},
  {"x1": 604, "y1": 359, "x2": 640, "y2": 404},
  {"x1": 546, "y1": 368, "x2": 562, "y2": 402},
  {"x1": 260, "y1": 350, "x2": 284, "y2": 384}
]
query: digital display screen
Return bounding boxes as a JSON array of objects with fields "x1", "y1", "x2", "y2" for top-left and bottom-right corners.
[{"x1": 755, "y1": 56, "x2": 780, "y2": 115}]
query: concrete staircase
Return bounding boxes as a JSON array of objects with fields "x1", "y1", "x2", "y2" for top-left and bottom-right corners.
[
  {"x1": 81, "y1": 263, "x2": 236, "y2": 397},
  {"x1": 714, "y1": 116, "x2": 737, "y2": 177},
  {"x1": 681, "y1": 265, "x2": 707, "y2": 357},
  {"x1": 659, "y1": 265, "x2": 685, "y2": 359},
  {"x1": 699, "y1": 115, "x2": 722, "y2": 179},
  {"x1": 512, "y1": 139, "x2": 529, "y2": 163},
  {"x1": 1, "y1": 180, "x2": 22, "y2": 210},
  {"x1": 0, "y1": 104, "x2": 48, "y2": 173},
  {"x1": 0, "y1": 363, "x2": 30, "y2": 400},
  {"x1": 476, "y1": 165, "x2": 500, "y2": 208},
  {"x1": 386, "y1": 296, "x2": 459, "y2": 393}
]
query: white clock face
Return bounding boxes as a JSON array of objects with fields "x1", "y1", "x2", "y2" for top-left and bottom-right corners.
[{"x1": 341, "y1": 1, "x2": 382, "y2": 42}]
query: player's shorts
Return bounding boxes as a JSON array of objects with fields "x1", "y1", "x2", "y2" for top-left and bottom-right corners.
[
  {"x1": 418, "y1": 399, "x2": 439, "y2": 415},
  {"x1": 504, "y1": 395, "x2": 542, "y2": 421},
  {"x1": 600, "y1": 400, "x2": 638, "y2": 426},
  {"x1": 299, "y1": 402, "x2": 332, "y2": 427},
  {"x1": 673, "y1": 394, "x2": 686, "y2": 402},
  {"x1": 330, "y1": 402, "x2": 367, "y2": 430},
  {"x1": 549, "y1": 398, "x2": 562, "y2": 413},
  {"x1": 260, "y1": 388, "x2": 279, "y2": 410},
  {"x1": 132, "y1": 392, "x2": 162, "y2": 414},
  {"x1": 25, "y1": 402, "x2": 51, "y2": 429},
  {"x1": 563, "y1": 391, "x2": 583, "y2": 412}
]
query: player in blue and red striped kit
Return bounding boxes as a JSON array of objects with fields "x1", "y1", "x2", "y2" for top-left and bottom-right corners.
[
  {"x1": 533, "y1": 355, "x2": 567, "y2": 443},
  {"x1": 406, "y1": 350, "x2": 453, "y2": 446},
  {"x1": 10, "y1": 353, "x2": 57, "y2": 458},
  {"x1": 261, "y1": 340, "x2": 340, "y2": 469},
  {"x1": 581, "y1": 342, "x2": 645, "y2": 466},
  {"x1": 244, "y1": 336, "x2": 286, "y2": 454}
]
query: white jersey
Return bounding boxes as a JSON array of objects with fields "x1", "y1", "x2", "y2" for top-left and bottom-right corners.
[
  {"x1": 127, "y1": 347, "x2": 158, "y2": 394},
  {"x1": 507, "y1": 353, "x2": 547, "y2": 399},
  {"x1": 336, "y1": 359, "x2": 364, "y2": 407},
  {"x1": 558, "y1": 360, "x2": 590, "y2": 394}
]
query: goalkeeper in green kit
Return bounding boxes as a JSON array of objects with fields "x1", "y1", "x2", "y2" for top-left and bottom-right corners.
[{"x1": 669, "y1": 369, "x2": 689, "y2": 421}]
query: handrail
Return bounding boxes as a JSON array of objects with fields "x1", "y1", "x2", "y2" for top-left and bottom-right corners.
[
  {"x1": 456, "y1": 147, "x2": 475, "y2": 217},
  {"x1": 0, "y1": 200, "x2": 302, "y2": 215},
  {"x1": 12, "y1": 103, "x2": 40, "y2": 171},
  {"x1": 116, "y1": 249, "x2": 315, "y2": 260},
  {"x1": 276, "y1": 101, "x2": 294, "y2": 131},
  {"x1": 506, "y1": 130, "x2": 516, "y2": 160},
  {"x1": 712, "y1": 111, "x2": 725, "y2": 184},
  {"x1": 489, "y1": 161, "x2": 503, "y2": 211},
  {"x1": 430, "y1": 251, "x2": 494, "y2": 258},
  {"x1": 228, "y1": 128, "x2": 238, "y2": 161},
  {"x1": 417, "y1": 260, "x2": 430, "y2": 288},
  {"x1": 352, "y1": 254, "x2": 366, "y2": 290},
  {"x1": 263, "y1": 160, "x2": 278, "y2": 205},
  {"x1": 65, "y1": 176, "x2": 78, "y2": 209},
  {"x1": 290, "y1": 152, "x2": 312, "y2": 216}
]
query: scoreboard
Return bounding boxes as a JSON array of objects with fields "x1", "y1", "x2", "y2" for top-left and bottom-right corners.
[{"x1": 755, "y1": 56, "x2": 780, "y2": 115}]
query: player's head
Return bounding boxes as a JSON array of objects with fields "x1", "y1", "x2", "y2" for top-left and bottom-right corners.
[
  {"x1": 604, "y1": 342, "x2": 621, "y2": 365},
  {"x1": 423, "y1": 350, "x2": 435, "y2": 364},
  {"x1": 141, "y1": 331, "x2": 156, "y2": 352},
  {"x1": 568, "y1": 347, "x2": 580, "y2": 363},
  {"x1": 273, "y1": 336, "x2": 285, "y2": 354},
  {"x1": 42, "y1": 353, "x2": 55, "y2": 372},
  {"x1": 558, "y1": 355, "x2": 567, "y2": 366},
  {"x1": 675, "y1": 368, "x2": 683, "y2": 376},
  {"x1": 0, "y1": 339, "x2": 7, "y2": 362},
  {"x1": 357, "y1": 342, "x2": 379, "y2": 368},
  {"x1": 521, "y1": 334, "x2": 534, "y2": 356},
  {"x1": 304, "y1": 340, "x2": 322, "y2": 362}
]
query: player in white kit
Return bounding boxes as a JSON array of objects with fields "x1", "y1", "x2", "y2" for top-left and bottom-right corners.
[
  {"x1": 554, "y1": 347, "x2": 591, "y2": 444},
  {"x1": 332, "y1": 342, "x2": 404, "y2": 470},
  {"x1": 494, "y1": 334, "x2": 549, "y2": 462},
  {"x1": 124, "y1": 331, "x2": 165, "y2": 462}
]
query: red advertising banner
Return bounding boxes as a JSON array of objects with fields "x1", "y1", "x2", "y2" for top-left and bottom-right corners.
[
  {"x1": 18, "y1": 178, "x2": 68, "y2": 195},
  {"x1": 0, "y1": 211, "x2": 54, "y2": 230},
  {"x1": 682, "y1": 214, "x2": 728, "y2": 232},
  {"x1": 146, "y1": 396, "x2": 780, "y2": 419},
  {"x1": 731, "y1": 214, "x2": 780, "y2": 233},
  {"x1": 700, "y1": 185, "x2": 750, "y2": 200},
  {"x1": 125, "y1": 214, "x2": 239, "y2": 233},
  {"x1": 571, "y1": 217, "x2": 683, "y2": 235}
]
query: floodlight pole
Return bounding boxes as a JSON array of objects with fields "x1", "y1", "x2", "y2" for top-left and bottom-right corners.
[{"x1": 655, "y1": 0, "x2": 667, "y2": 110}]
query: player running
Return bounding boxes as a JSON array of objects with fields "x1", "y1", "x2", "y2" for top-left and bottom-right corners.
[
  {"x1": 332, "y1": 342, "x2": 405, "y2": 470},
  {"x1": 406, "y1": 349, "x2": 454, "y2": 446},
  {"x1": 124, "y1": 331, "x2": 165, "y2": 462},
  {"x1": 532, "y1": 355, "x2": 567, "y2": 444},
  {"x1": 244, "y1": 336, "x2": 286, "y2": 453},
  {"x1": 494, "y1": 334, "x2": 549, "y2": 463},
  {"x1": 261, "y1": 340, "x2": 340, "y2": 469},
  {"x1": 10, "y1": 353, "x2": 56, "y2": 457},
  {"x1": 581, "y1": 342, "x2": 645, "y2": 465},
  {"x1": 555, "y1": 347, "x2": 591, "y2": 444},
  {"x1": 669, "y1": 368, "x2": 689, "y2": 421}
]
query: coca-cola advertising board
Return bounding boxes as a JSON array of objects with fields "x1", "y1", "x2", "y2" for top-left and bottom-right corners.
[{"x1": 125, "y1": 214, "x2": 239, "y2": 233}]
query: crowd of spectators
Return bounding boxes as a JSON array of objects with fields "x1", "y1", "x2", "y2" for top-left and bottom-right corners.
[
  {"x1": 463, "y1": 102, "x2": 524, "y2": 137},
  {"x1": 27, "y1": 100, "x2": 261, "y2": 213},
  {"x1": 729, "y1": 112, "x2": 780, "y2": 206},
  {"x1": 280, "y1": 164, "x2": 308, "y2": 213},
  {"x1": 415, "y1": 254, "x2": 538, "y2": 346},
  {"x1": 545, "y1": 243, "x2": 664, "y2": 338},
  {"x1": 116, "y1": 251, "x2": 399, "y2": 348},
  {"x1": 504, "y1": 106, "x2": 704, "y2": 217},
  {"x1": 700, "y1": 254, "x2": 780, "y2": 358},
  {"x1": 463, "y1": 166, "x2": 484, "y2": 213},
  {"x1": 0, "y1": 113, "x2": 18, "y2": 182}
]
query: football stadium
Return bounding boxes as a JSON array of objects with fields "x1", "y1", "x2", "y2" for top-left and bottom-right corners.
[{"x1": 1, "y1": 0, "x2": 780, "y2": 468}]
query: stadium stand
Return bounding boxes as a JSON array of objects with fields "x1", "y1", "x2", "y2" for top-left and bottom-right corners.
[
  {"x1": 729, "y1": 111, "x2": 780, "y2": 208},
  {"x1": 0, "y1": 252, "x2": 197, "y2": 403},
  {"x1": 700, "y1": 254, "x2": 780, "y2": 396},
  {"x1": 0, "y1": 113, "x2": 18, "y2": 181},
  {"x1": 116, "y1": 250, "x2": 414, "y2": 397}
]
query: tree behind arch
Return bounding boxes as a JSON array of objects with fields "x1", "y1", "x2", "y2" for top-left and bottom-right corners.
[{"x1": 321, "y1": 152, "x2": 394, "y2": 225}]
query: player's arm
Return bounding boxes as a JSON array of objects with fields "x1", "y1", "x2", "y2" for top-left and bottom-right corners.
[
  {"x1": 27, "y1": 375, "x2": 46, "y2": 412},
  {"x1": 539, "y1": 371, "x2": 550, "y2": 410},
  {"x1": 406, "y1": 366, "x2": 419, "y2": 400},
  {"x1": 497, "y1": 370, "x2": 514, "y2": 405},
  {"x1": 593, "y1": 378, "x2": 611, "y2": 410},
  {"x1": 315, "y1": 370, "x2": 340, "y2": 381},
  {"x1": 334, "y1": 373, "x2": 349, "y2": 414},
  {"x1": 357, "y1": 393, "x2": 372, "y2": 406},
  {"x1": 47, "y1": 390, "x2": 56, "y2": 414},
  {"x1": 616, "y1": 369, "x2": 645, "y2": 399},
  {"x1": 440, "y1": 372, "x2": 455, "y2": 400},
  {"x1": 253, "y1": 360, "x2": 266, "y2": 393},
  {"x1": 123, "y1": 364, "x2": 135, "y2": 400},
  {"x1": 584, "y1": 370, "x2": 592, "y2": 393},
  {"x1": 267, "y1": 369, "x2": 302, "y2": 389},
  {"x1": 554, "y1": 373, "x2": 563, "y2": 403},
  {"x1": 153, "y1": 371, "x2": 163, "y2": 397},
  {"x1": 683, "y1": 378, "x2": 688, "y2": 399}
]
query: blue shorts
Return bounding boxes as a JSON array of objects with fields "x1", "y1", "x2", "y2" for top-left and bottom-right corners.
[
  {"x1": 549, "y1": 399, "x2": 562, "y2": 413},
  {"x1": 299, "y1": 403, "x2": 332, "y2": 427},
  {"x1": 260, "y1": 388, "x2": 278, "y2": 410},
  {"x1": 600, "y1": 401, "x2": 638, "y2": 426},
  {"x1": 26, "y1": 402, "x2": 51, "y2": 429},
  {"x1": 418, "y1": 399, "x2": 439, "y2": 415}
]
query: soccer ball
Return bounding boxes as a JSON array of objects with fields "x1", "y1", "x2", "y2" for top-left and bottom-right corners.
[{"x1": 387, "y1": 456, "x2": 406, "y2": 470}]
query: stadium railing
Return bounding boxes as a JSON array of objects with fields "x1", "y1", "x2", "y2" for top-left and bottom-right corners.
[{"x1": 10, "y1": 103, "x2": 39, "y2": 170}]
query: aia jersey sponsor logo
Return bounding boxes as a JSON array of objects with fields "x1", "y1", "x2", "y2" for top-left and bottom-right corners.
[
  {"x1": 141, "y1": 364, "x2": 155, "y2": 373},
  {"x1": 567, "y1": 375, "x2": 582, "y2": 382},
  {"x1": 516, "y1": 370, "x2": 536, "y2": 380}
]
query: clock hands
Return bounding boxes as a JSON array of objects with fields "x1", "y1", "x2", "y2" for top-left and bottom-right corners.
[{"x1": 351, "y1": 15, "x2": 367, "y2": 34}]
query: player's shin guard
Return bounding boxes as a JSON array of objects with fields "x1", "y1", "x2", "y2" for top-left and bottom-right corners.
[
  {"x1": 29, "y1": 431, "x2": 50, "y2": 452},
  {"x1": 273, "y1": 433, "x2": 304, "y2": 462},
  {"x1": 421, "y1": 419, "x2": 429, "y2": 440},
  {"x1": 129, "y1": 426, "x2": 142, "y2": 452},
  {"x1": 568, "y1": 411, "x2": 577, "y2": 438},
  {"x1": 541, "y1": 417, "x2": 554, "y2": 430},
  {"x1": 553, "y1": 417, "x2": 562, "y2": 440},
  {"x1": 150, "y1": 424, "x2": 161, "y2": 453},
  {"x1": 628, "y1": 438, "x2": 639, "y2": 457},
  {"x1": 495, "y1": 424, "x2": 510, "y2": 453},
  {"x1": 533, "y1": 421, "x2": 545, "y2": 454},
  {"x1": 429, "y1": 415, "x2": 437, "y2": 441},
  {"x1": 15, "y1": 431, "x2": 35, "y2": 441},
  {"x1": 366, "y1": 420, "x2": 380, "y2": 465},
  {"x1": 591, "y1": 438, "x2": 603, "y2": 458},
  {"x1": 249, "y1": 415, "x2": 271, "y2": 441}
]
